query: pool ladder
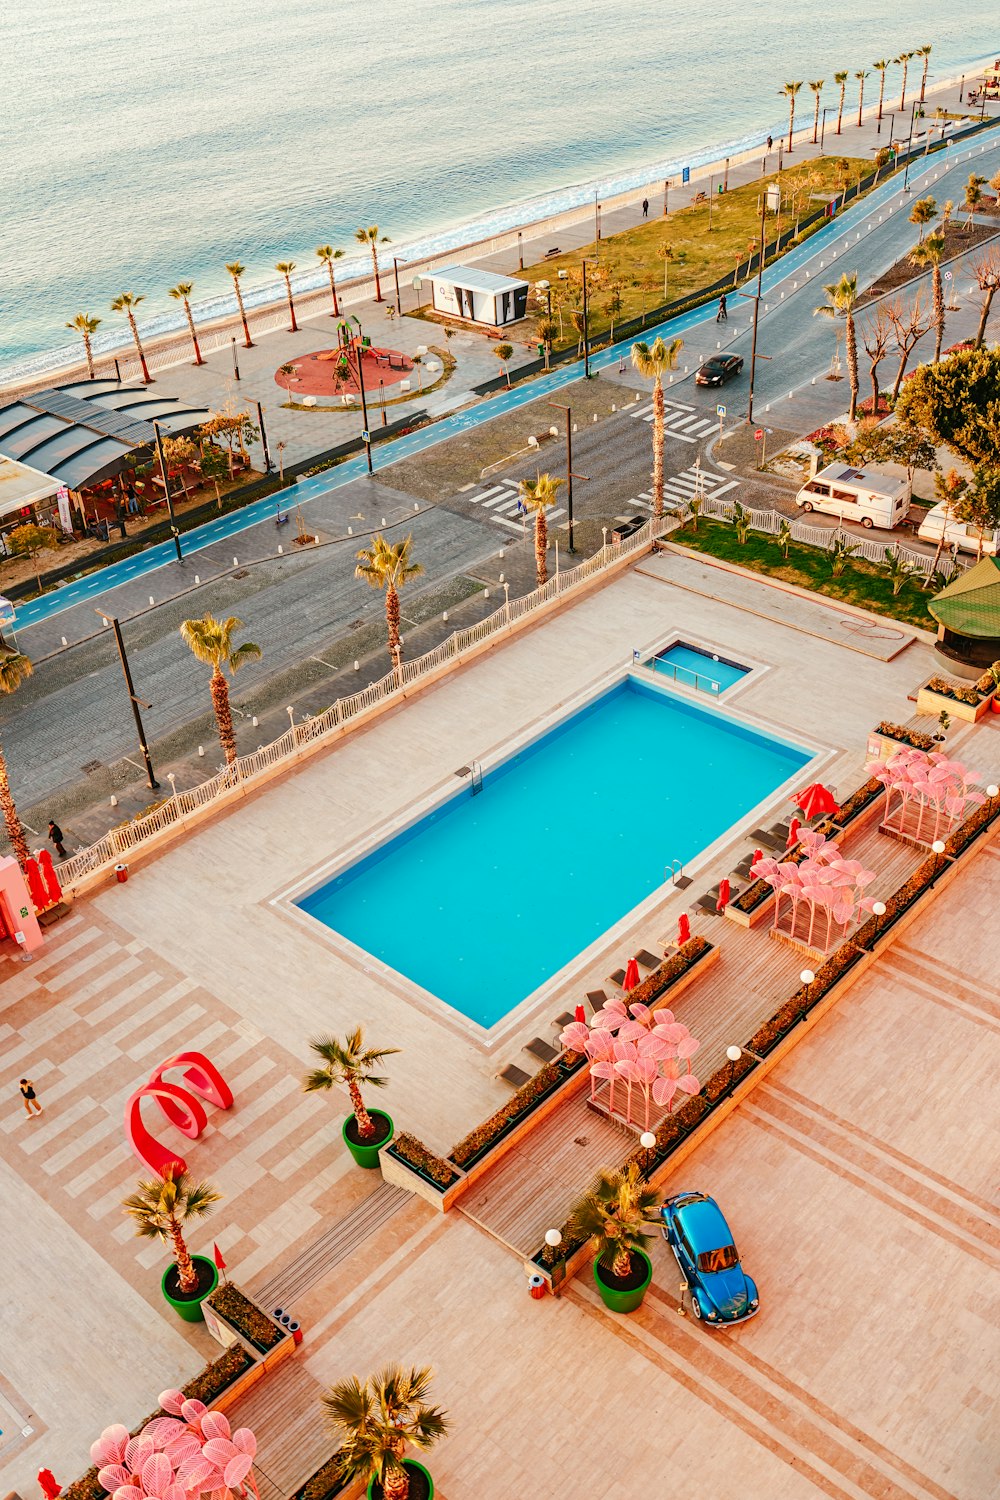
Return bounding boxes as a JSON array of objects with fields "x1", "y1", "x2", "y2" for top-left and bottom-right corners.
[
  {"x1": 665, "y1": 858, "x2": 690, "y2": 889},
  {"x1": 470, "y1": 761, "x2": 483, "y2": 796}
]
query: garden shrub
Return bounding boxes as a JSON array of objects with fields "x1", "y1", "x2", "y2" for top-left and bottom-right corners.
[
  {"x1": 451, "y1": 1062, "x2": 563, "y2": 1167},
  {"x1": 208, "y1": 1283, "x2": 284, "y2": 1351},
  {"x1": 618, "y1": 936, "x2": 711, "y2": 1009},
  {"x1": 293, "y1": 1452, "x2": 348, "y2": 1500},
  {"x1": 925, "y1": 675, "x2": 987, "y2": 706},
  {"x1": 391, "y1": 1132, "x2": 459, "y2": 1187},
  {"x1": 873, "y1": 722, "x2": 935, "y2": 750}
]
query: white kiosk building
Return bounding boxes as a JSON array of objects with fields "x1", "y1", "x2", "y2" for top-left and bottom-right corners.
[{"x1": 425, "y1": 266, "x2": 529, "y2": 327}]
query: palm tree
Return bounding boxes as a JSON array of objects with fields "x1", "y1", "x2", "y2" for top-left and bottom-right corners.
[
  {"x1": 225, "y1": 262, "x2": 254, "y2": 348},
  {"x1": 908, "y1": 196, "x2": 936, "y2": 242},
  {"x1": 910, "y1": 231, "x2": 947, "y2": 361},
  {"x1": 568, "y1": 1162, "x2": 659, "y2": 1281},
  {"x1": 964, "y1": 173, "x2": 986, "y2": 226},
  {"x1": 855, "y1": 70, "x2": 869, "y2": 128},
  {"x1": 916, "y1": 44, "x2": 932, "y2": 103},
  {"x1": 355, "y1": 225, "x2": 387, "y2": 302},
  {"x1": 276, "y1": 261, "x2": 299, "y2": 332},
  {"x1": 354, "y1": 534, "x2": 423, "y2": 669},
  {"x1": 808, "y1": 80, "x2": 824, "y2": 143},
  {"x1": 322, "y1": 1365, "x2": 449, "y2": 1500},
  {"x1": 658, "y1": 241, "x2": 675, "y2": 299},
  {"x1": 65, "y1": 313, "x2": 102, "y2": 378},
  {"x1": 517, "y1": 473, "x2": 565, "y2": 588},
  {"x1": 872, "y1": 60, "x2": 890, "y2": 121},
  {"x1": 302, "y1": 1028, "x2": 399, "y2": 1141},
  {"x1": 537, "y1": 317, "x2": 558, "y2": 369},
  {"x1": 814, "y1": 272, "x2": 860, "y2": 420},
  {"x1": 122, "y1": 1167, "x2": 221, "y2": 1296},
  {"x1": 110, "y1": 293, "x2": 151, "y2": 383},
  {"x1": 0, "y1": 653, "x2": 32, "y2": 869},
  {"x1": 179, "y1": 613, "x2": 261, "y2": 764},
  {"x1": 896, "y1": 51, "x2": 914, "y2": 111},
  {"x1": 168, "y1": 283, "x2": 204, "y2": 365},
  {"x1": 630, "y1": 335, "x2": 684, "y2": 518},
  {"x1": 834, "y1": 70, "x2": 849, "y2": 134},
  {"x1": 779, "y1": 81, "x2": 803, "y2": 152},
  {"x1": 316, "y1": 245, "x2": 345, "y2": 316}
]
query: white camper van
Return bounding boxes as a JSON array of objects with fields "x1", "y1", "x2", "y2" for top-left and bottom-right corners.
[
  {"x1": 794, "y1": 464, "x2": 911, "y2": 530},
  {"x1": 917, "y1": 501, "x2": 1000, "y2": 557}
]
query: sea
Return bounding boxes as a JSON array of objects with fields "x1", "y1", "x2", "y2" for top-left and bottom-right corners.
[{"x1": 0, "y1": 1, "x2": 992, "y2": 384}]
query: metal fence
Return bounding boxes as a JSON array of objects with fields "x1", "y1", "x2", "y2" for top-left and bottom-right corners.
[{"x1": 57, "y1": 516, "x2": 672, "y2": 891}]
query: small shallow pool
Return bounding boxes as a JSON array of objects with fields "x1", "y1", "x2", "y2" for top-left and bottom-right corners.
[
  {"x1": 297, "y1": 676, "x2": 807, "y2": 1026},
  {"x1": 650, "y1": 642, "x2": 748, "y2": 694}
]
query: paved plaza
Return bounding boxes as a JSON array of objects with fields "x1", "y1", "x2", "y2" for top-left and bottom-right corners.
[{"x1": 1, "y1": 556, "x2": 998, "y2": 1499}]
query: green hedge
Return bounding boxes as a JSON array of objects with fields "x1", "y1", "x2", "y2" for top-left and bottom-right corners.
[{"x1": 208, "y1": 1282, "x2": 285, "y2": 1352}]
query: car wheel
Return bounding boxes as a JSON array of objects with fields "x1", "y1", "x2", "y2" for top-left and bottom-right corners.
[
  {"x1": 862, "y1": 517, "x2": 874, "y2": 528},
  {"x1": 690, "y1": 1293, "x2": 703, "y2": 1320},
  {"x1": 802, "y1": 501, "x2": 814, "y2": 512},
  {"x1": 737, "y1": 360, "x2": 744, "y2": 372}
]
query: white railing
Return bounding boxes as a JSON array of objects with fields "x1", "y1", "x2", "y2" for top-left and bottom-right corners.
[
  {"x1": 57, "y1": 517, "x2": 671, "y2": 891},
  {"x1": 689, "y1": 493, "x2": 967, "y2": 581}
]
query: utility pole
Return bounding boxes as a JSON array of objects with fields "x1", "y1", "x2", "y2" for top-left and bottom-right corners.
[
  {"x1": 903, "y1": 101, "x2": 918, "y2": 189},
  {"x1": 392, "y1": 257, "x2": 403, "y2": 317},
  {"x1": 98, "y1": 613, "x2": 159, "y2": 789},
  {"x1": 255, "y1": 401, "x2": 272, "y2": 471},
  {"x1": 547, "y1": 401, "x2": 586, "y2": 554},
  {"x1": 152, "y1": 420, "x2": 183, "y2": 562},
  {"x1": 742, "y1": 191, "x2": 769, "y2": 424},
  {"x1": 352, "y1": 326, "x2": 374, "y2": 475},
  {"x1": 581, "y1": 258, "x2": 596, "y2": 379}
]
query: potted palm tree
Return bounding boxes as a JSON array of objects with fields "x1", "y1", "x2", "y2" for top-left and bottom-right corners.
[
  {"x1": 568, "y1": 1162, "x2": 660, "y2": 1313},
  {"x1": 303, "y1": 1028, "x2": 400, "y2": 1168},
  {"x1": 122, "y1": 1166, "x2": 223, "y2": 1321},
  {"x1": 322, "y1": 1364, "x2": 449, "y2": 1500}
]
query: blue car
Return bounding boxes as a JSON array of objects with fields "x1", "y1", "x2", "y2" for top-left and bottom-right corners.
[{"x1": 660, "y1": 1191, "x2": 759, "y2": 1325}]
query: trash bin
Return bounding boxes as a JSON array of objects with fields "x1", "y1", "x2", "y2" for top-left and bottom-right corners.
[
  {"x1": 115, "y1": 864, "x2": 129, "y2": 883},
  {"x1": 529, "y1": 1274, "x2": 547, "y2": 1300}
]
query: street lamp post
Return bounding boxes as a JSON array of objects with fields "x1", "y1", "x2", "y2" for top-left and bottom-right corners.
[
  {"x1": 546, "y1": 400, "x2": 578, "y2": 553},
  {"x1": 392, "y1": 257, "x2": 403, "y2": 317},
  {"x1": 820, "y1": 107, "x2": 832, "y2": 150},
  {"x1": 799, "y1": 968, "x2": 815, "y2": 1022},
  {"x1": 870, "y1": 899, "x2": 887, "y2": 947},
  {"x1": 152, "y1": 420, "x2": 183, "y2": 562},
  {"x1": 743, "y1": 188, "x2": 769, "y2": 424},
  {"x1": 255, "y1": 401, "x2": 272, "y2": 472},
  {"x1": 230, "y1": 337, "x2": 240, "y2": 382},
  {"x1": 581, "y1": 257, "x2": 596, "y2": 379},
  {"x1": 351, "y1": 321, "x2": 374, "y2": 475},
  {"x1": 902, "y1": 101, "x2": 918, "y2": 190},
  {"x1": 98, "y1": 613, "x2": 159, "y2": 789},
  {"x1": 640, "y1": 1131, "x2": 657, "y2": 1169}
]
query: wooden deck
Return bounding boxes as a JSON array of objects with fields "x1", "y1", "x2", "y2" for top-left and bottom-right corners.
[
  {"x1": 248, "y1": 1183, "x2": 409, "y2": 1310},
  {"x1": 227, "y1": 1358, "x2": 332, "y2": 1500}
]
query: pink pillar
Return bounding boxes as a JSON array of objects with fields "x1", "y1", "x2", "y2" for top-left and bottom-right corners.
[{"x1": 0, "y1": 856, "x2": 43, "y2": 955}]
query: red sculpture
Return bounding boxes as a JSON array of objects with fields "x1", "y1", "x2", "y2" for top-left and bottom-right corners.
[
  {"x1": 37, "y1": 848, "x2": 62, "y2": 906},
  {"x1": 125, "y1": 1052, "x2": 233, "y2": 1176}
]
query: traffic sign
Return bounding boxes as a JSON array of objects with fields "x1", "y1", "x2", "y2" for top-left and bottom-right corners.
[
  {"x1": 716, "y1": 404, "x2": 726, "y2": 417},
  {"x1": 944, "y1": 271, "x2": 953, "y2": 281},
  {"x1": 362, "y1": 430, "x2": 371, "y2": 443},
  {"x1": 754, "y1": 428, "x2": 763, "y2": 440}
]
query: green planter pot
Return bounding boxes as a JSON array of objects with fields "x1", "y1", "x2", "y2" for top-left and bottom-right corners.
[
  {"x1": 343, "y1": 1109, "x2": 394, "y2": 1169},
  {"x1": 593, "y1": 1249, "x2": 653, "y2": 1314},
  {"x1": 366, "y1": 1459, "x2": 434, "y2": 1500},
  {"x1": 161, "y1": 1253, "x2": 218, "y2": 1322}
]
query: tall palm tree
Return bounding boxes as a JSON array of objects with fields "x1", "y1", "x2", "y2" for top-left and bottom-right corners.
[
  {"x1": 65, "y1": 313, "x2": 101, "y2": 378},
  {"x1": 225, "y1": 261, "x2": 254, "y2": 348},
  {"x1": 302, "y1": 1028, "x2": 399, "y2": 1141},
  {"x1": 122, "y1": 1167, "x2": 222, "y2": 1296},
  {"x1": 658, "y1": 241, "x2": 675, "y2": 300},
  {"x1": 896, "y1": 51, "x2": 914, "y2": 111},
  {"x1": 872, "y1": 60, "x2": 890, "y2": 121},
  {"x1": 355, "y1": 225, "x2": 387, "y2": 302},
  {"x1": 834, "y1": 70, "x2": 849, "y2": 134},
  {"x1": 0, "y1": 653, "x2": 32, "y2": 870},
  {"x1": 316, "y1": 245, "x2": 345, "y2": 316},
  {"x1": 322, "y1": 1365, "x2": 449, "y2": 1500},
  {"x1": 516, "y1": 472, "x2": 565, "y2": 588},
  {"x1": 908, "y1": 196, "x2": 937, "y2": 242},
  {"x1": 916, "y1": 44, "x2": 932, "y2": 104},
  {"x1": 808, "y1": 80, "x2": 824, "y2": 143},
  {"x1": 855, "y1": 70, "x2": 869, "y2": 128},
  {"x1": 354, "y1": 534, "x2": 422, "y2": 669},
  {"x1": 276, "y1": 261, "x2": 299, "y2": 333},
  {"x1": 630, "y1": 335, "x2": 684, "y2": 518},
  {"x1": 814, "y1": 272, "x2": 860, "y2": 420},
  {"x1": 179, "y1": 613, "x2": 261, "y2": 764},
  {"x1": 568, "y1": 1163, "x2": 659, "y2": 1281},
  {"x1": 910, "y1": 231, "x2": 947, "y2": 361},
  {"x1": 779, "y1": 81, "x2": 803, "y2": 152},
  {"x1": 110, "y1": 292, "x2": 151, "y2": 383},
  {"x1": 168, "y1": 283, "x2": 204, "y2": 365}
]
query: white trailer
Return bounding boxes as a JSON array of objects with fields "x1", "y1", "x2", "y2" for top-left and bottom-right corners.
[{"x1": 795, "y1": 464, "x2": 911, "y2": 530}]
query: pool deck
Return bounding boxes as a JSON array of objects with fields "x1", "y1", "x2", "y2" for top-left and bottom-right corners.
[{"x1": 3, "y1": 555, "x2": 1000, "y2": 1497}]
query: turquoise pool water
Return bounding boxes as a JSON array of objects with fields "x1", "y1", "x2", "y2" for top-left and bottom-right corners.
[
  {"x1": 651, "y1": 643, "x2": 748, "y2": 694},
  {"x1": 298, "y1": 677, "x2": 808, "y2": 1026}
]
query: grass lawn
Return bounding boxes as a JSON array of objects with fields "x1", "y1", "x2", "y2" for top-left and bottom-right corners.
[
  {"x1": 523, "y1": 154, "x2": 871, "y2": 350},
  {"x1": 670, "y1": 517, "x2": 935, "y2": 630}
]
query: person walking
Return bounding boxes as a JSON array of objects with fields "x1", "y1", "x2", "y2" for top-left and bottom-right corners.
[
  {"x1": 48, "y1": 820, "x2": 67, "y2": 858},
  {"x1": 20, "y1": 1079, "x2": 43, "y2": 1118},
  {"x1": 717, "y1": 294, "x2": 728, "y2": 322},
  {"x1": 766, "y1": 134, "x2": 773, "y2": 151},
  {"x1": 642, "y1": 197, "x2": 649, "y2": 218}
]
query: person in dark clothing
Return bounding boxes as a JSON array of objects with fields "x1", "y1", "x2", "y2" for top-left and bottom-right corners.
[
  {"x1": 642, "y1": 197, "x2": 649, "y2": 218},
  {"x1": 20, "y1": 1079, "x2": 43, "y2": 1117},
  {"x1": 48, "y1": 820, "x2": 67, "y2": 858},
  {"x1": 766, "y1": 135, "x2": 773, "y2": 151},
  {"x1": 717, "y1": 294, "x2": 728, "y2": 322}
]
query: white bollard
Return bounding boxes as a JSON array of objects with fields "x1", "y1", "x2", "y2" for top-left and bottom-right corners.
[
  {"x1": 788, "y1": 391, "x2": 793, "y2": 399},
  {"x1": 717, "y1": 341, "x2": 721, "y2": 348},
  {"x1": 61, "y1": 635, "x2": 68, "y2": 646},
  {"x1": 149, "y1": 596, "x2": 155, "y2": 606},
  {"x1": 573, "y1": 422, "x2": 578, "y2": 431},
  {"x1": 348, "y1": 526, "x2": 353, "y2": 535},
  {"x1": 233, "y1": 557, "x2": 238, "y2": 567},
  {"x1": 381, "y1": 517, "x2": 387, "y2": 526},
  {"x1": 443, "y1": 611, "x2": 449, "y2": 622},
  {"x1": 252, "y1": 716, "x2": 258, "y2": 727},
  {"x1": 780, "y1": 291, "x2": 784, "y2": 299},
  {"x1": 277, "y1": 544, "x2": 283, "y2": 554},
  {"x1": 110, "y1": 795, "x2": 118, "y2": 807},
  {"x1": 811, "y1": 376, "x2": 816, "y2": 384},
  {"x1": 198, "y1": 746, "x2": 204, "y2": 757},
  {"x1": 611, "y1": 403, "x2": 616, "y2": 411},
  {"x1": 194, "y1": 574, "x2": 200, "y2": 584},
  {"x1": 593, "y1": 414, "x2": 598, "y2": 423},
  {"x1": 354, "y1": 660, "x2": 360, "y2": 670},
  {"x1": 765, "y1": 404, "x2": 771, "y2": 411}
]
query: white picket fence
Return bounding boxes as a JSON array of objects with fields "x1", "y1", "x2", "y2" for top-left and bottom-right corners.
[
  {"x1": 57, "y1": 516, "x2": 671, "y2": 891},
  {"x1": 688, "y1": 492, "x2": 966, "y2": 581}
]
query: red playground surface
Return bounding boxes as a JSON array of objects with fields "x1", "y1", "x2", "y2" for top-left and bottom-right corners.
[{"x1": 276, "y1": 333, "x2": 414, "y2": 399}]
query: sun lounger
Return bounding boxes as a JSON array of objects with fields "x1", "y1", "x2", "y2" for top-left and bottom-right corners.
[
  {"x1": 498, "y1": 1064, "x2": 530, "y2": 1088},
  {"x1": 635, "y1": 949, "x2": 661, "y2": 970},
  {"x1": 551, "y1": 1011, "x2": 575, "y2": 1034},
  {"x1": 525, "y1": 1037, "x2": 559, "y2": 1065},
  {"x1": 695, "y1": 888, "x2": 722, "y2": 915},
  {"x1": 732, "y1": 855, "x2": 754, "y2": 880},
  {"x1": 607, "y1": 967, "x2": 627, "y2": 988},
  {"x1": 586, "y1": 990, "x2": 607, "y2": 1012},
  {"x1": 749, "y1": 826, "x2": 786, "y2": 852}
]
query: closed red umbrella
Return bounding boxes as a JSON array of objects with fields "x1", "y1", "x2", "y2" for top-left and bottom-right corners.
[
  {"x1": 753, "y1": 848, "x2": 763, "y2": 867},
  {"x1": 716, "y1": 878, "x2": 731, "y2": 911},
  {"x1": 677, "y1": 912, "x2": 691, "y2": 944},
  {"x1": 786, "y1": 817, "x2": 802, "y2": 849},
  {"x1": 574, "y1": 1004, "x2": 586, "y2": 1024},
  {"x1": 24, "y1": 856, "x2": 47, "y2": 911},
  {"x1": 623, "y1": 957, "x2": 640, "y2": 991},
  {"x1": 792, "y1": 782, "x2": 838, "y2": 819}
]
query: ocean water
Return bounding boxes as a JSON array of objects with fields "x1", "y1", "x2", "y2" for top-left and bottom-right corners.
[{"x1": 0, "y1": 2, "x2": 991, "y2": 382}]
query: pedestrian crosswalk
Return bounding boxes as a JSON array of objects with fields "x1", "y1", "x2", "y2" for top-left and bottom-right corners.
[
  {"x1": 630, "y1": 397, "x2": 718, "y2": 443},
  {"x1": 462, "y1": 481, "x2": 567, "y2": 529},
  {"x1": 628, "y1": 464, "x2": 740, "y2": 514}
]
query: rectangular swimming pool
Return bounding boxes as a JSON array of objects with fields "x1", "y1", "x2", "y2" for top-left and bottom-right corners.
[
  {"x1": 650, "y1": 642, "x2": 748, "y2": 694},
  {"x1": 297, "y1": 677, "x2": 809, "y2": 1027}
]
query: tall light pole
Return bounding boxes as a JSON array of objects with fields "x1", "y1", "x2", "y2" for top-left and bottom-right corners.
[
  {"x1": 392, "y1": 257, "x2": 403, "y2": 317},
  {"x1": 581, "y1": 257, "x2": 596, "y2": 379},
  {"x1": 547, "y1": 401, "x2": 581, "y2": 553},
  {"x1": 820, "y1": 107, "x2": 832, "y2": 150},
  {"x1": 902, "y1": 100, "x2": 918, "y2": 190},
  {"x1": 350, "y1": 319, "x2": 374, "y2": 475},
  {"x1": 742, "y1": 190, "x2": 769, "y2": 424},
  {"x1": 255, "y1": 401, "x2": 272, "y2": 472},
  {"x1": 152, "y1": 421, "x2": 183, "y2": 562},
  {"x1": 97, "y1": 612, "x2": 159, "y2": 789}
]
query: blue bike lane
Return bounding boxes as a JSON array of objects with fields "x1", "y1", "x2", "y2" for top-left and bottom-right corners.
[{"x1": 11, "y1": 134, "x2": 993, "y2": 634}]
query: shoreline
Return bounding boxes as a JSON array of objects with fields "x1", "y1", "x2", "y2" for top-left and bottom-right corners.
[{"x1": 2, "y1": 52, "x2": 995, "y2": 397}]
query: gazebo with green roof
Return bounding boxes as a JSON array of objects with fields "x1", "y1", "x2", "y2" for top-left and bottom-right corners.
[{"x1": 928, "y1": 556, "x2": 1000, "y2": 669}]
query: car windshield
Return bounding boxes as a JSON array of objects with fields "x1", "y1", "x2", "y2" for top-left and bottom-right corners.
[
  {"x1": 697, "y1": 1243, "x2": 739, "y2": 1273},
  {"x1": 703, "y1": 359, "x2": 726, "y2": 371}
]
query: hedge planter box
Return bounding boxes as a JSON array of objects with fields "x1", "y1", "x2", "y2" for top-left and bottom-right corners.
[
  {"x1": 162, "y1": 1254, "x2": 218, "y2": 1322},
  {"x1": 367, "y1": 1460, "x2": 434, "y2": 1500},
  {"x1": 916, "y1": 681, "x2": 994, "y2": 723},
  {"x1": 205, "y1": 1282, "x2": 292, "y2": 1358},
  {"x1": 593, "y1": 1249, "x2": 653, "y2": 1313},
  {"x1": 866, "y1": 726, "x2": 935, "y2": 760},
  {"x1": 344, "y1": 1109, "x2": 394, "y2": 1168}
]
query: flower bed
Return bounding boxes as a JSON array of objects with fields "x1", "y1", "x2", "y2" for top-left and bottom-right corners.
[
  {"x1": 389, "y1": 1132, "x2": 459, "y2": 1188},
  {"x1": 293, "y1": 1452, "x2": 350, "y2": 1500},
  {"x1": 207, "y1": 1282, "x2": 285, "y2": 1353},
  {"x1": 925, "y1": 674, "x2": 991, "y2": 707},
  {"x1": 945, "y1": 792, "x2": 1000, "y2": 858},
  {"x1": 873, "y1": 722, "x2": 935, "y2": 751},
  {"x1": 450, "y1": 1056, "x2": 582, "y2": 1170}
]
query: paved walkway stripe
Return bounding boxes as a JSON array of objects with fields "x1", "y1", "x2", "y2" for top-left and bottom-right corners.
[{"x1": 248, "y1": 1182, "x2": 409, "y2": 1309}]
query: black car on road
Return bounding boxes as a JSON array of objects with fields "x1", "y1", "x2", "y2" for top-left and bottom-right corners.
[{"x1": 696, "y1": 354, "x2": 744, "y2": 387}]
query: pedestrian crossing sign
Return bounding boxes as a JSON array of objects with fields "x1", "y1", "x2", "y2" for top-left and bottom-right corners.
[{"x1": 716, "y1": 404, "x2": 726, "y2": 417}]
